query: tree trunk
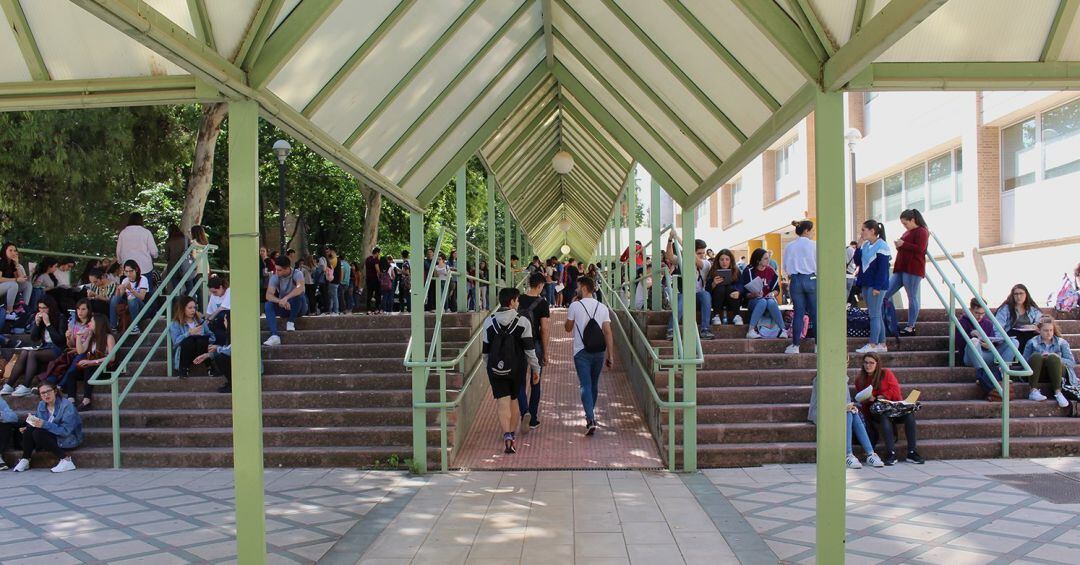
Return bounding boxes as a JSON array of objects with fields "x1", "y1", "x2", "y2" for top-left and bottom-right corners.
[
  {"x1": 181, "y1": 102, "x2": 228, "y2": 235},
  {"x1": 359, "y1": 182, "x2": 381, "y2": 258}
]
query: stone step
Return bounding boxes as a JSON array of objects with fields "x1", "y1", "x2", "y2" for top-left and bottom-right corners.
[
  {"x1": 677, "y1": 417, "x2": 1080, "y2": 444},
  {"x1": 633, "y1": 308, "x2": 1080, "y2": 324},
  {"x1": 103, "y1": 357, "x2": 420, "y2": 375},
  {"x1": 4, "y1": 389, "x2": 455, "y2": 410},
  {"x1": 111, "y1": 373, "x2": 459, "y2": 393},
  {"x1": 73, "y1": 407, "x2": 435, "y2": 428},
  {"x1": 80, "y1": 426, "x2": 449, "y2": 448},
  {"x1": 1, "y1": 446, "x2": 443, "y2": 469},
  {"x1": 679, "y1": 437, "x2": 1080, "y2": 468},
  {"x1": 653, "y1": 334, "x2": 1080, "y2": 354},
  {"x1": 116, "y1": 342, "x2": 470, "y2": 361},
  {"x1": 690, "y1": 397, "x2": 1071, "y2": 424},
  {"x1": 642, "y1": 320, "x2": 1080, "y2": 339},
  {"x1": 655, "y1": 367, "x2": 978, "y2": 388},
  {"x1": 104, "y1": 327, "x2": 474, "y2": 345},
  {"x1": 660, "y1": 382, "x2": 1031, "y2": 405}
]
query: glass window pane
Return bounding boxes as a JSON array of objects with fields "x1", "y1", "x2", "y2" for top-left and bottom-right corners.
[
  {"x1": 884, "y1": 173, "x2": 903, "y2": 221},
  {"x1": 904, "y1": 163, "x2": 926, "y2": 212},
  {"x1": 1002, "y1": 118, "x2": 1037, "y2": 190},
  {"x1": 954, "y1": 148, "x2": 963, "y2": 203},
  {"x1": 1042, "y1": 98, "x2": 1080, "y2": 180},
  {"x1": 928, "y1": 153, "x2": 953, "y2": 210},
  {"x1": 868, "y1": 181, "x2": 883, "y2": 221}
]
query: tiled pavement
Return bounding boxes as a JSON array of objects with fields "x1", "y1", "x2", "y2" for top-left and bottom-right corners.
[
  {"x1": 3, "y1": 458, "x2": 1080, "y2": 563},
  {"x1": 453, "y1": 309, "x2": 663, "y2": 470}
]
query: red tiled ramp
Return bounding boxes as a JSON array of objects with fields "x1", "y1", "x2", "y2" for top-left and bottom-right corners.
[{"x1": 453, "y1": 309, "x2": 663, "y2": 469}]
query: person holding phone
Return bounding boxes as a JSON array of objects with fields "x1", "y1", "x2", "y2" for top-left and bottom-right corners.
[
  {"x1": 1022, "y1": 317, "x2": 1074, "y2": 407},
  {"x1": 956, "y1": 298, "x2": 1019, "y2": 401},
  {"x1": 784, "y1": 220, "x2": 818, "y2": 354},
  {"x1": 706, "y1": 249, "x2": 742, "y2": 326},
  {"x1": 11, "y1": 381, "x2": 83, "y2": 473},
  {"x1": 995, "y1": 284, "x2": 1042, "y2": 352},
  {"x1": 1, "y1": 296, "x2": 65, "y2": 397},
  {"x1": 169, "y1": 296, "x2": 214, "y2": 379},
  {"x1": 109, "y1": 260, "x2": 149, "y2": 333}
]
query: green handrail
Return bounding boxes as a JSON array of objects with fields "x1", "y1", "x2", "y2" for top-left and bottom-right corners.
[
  {"x1": 19, "y1": 246, "x2": 229, "y2": 274},
  {"x1": 86, "y1": 242, "x2": 216, "y2": 468},
  {"x1": 922, "y1": 231, "x2": 1031, "y2": 457}
]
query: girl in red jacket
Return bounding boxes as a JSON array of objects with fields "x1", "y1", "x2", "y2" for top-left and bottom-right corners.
[
  {"x1": 885, "y1": 209, "x2": 929, "y2": 336},
  {"x1": 854, "y1": 352, "x2": 925, "y2": 466}
]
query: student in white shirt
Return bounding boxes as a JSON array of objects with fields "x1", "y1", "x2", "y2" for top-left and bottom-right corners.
[
  {"x1": 206, "y1": 275, "x2": 231, "y2": 345},
  {"x1": 783, "y1": 220, "x2": 818, "y2": 354},
  {"x1": 109, "y1": 260, "x2": 150, "y2": 333},
  {"x1": 115, "y1": 213, "x2": 159, "y2": 280},
  {"x1": 664, "y1": 233, "x2": 714, "y2": 340},
  {"x1": 564, "y1": 277, "x2": 614, "y2": 436}
]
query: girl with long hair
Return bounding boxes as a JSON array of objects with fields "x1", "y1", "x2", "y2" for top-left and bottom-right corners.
[
  {"x1": 995, "y1": 283, "x2": 1041, "y2": 351},
  {"x1": 854, "y1": 352, "x2": 923, "y2": 466},
  {"x1": 855, "y1": 220, "x2": 891, "y2": 353},
  {"x1": 885, "y1": 209, "x2": 929, "y2": 335},
  {"x1": 1, "y1": 295, "x2": 65, "y2": 397},
  {"x1": 168, "y1": 296, "x2": 214, "y2": 378},
  {"x1": 109, "y1": 260, "x2": 150, "y2": 333},
  {"x1": 65, "y1": 314, "x2": 116, "y2": 411},
  {"x1": 706, "y1": 248, "x2": 742, "y2": 325},
  {"x1": 1022, "y1": 317, "x2": 1075, "y2": 407},
  {"x1": 0, "y1": 242, "x2": 32, "y2": 319},
  {"x1": 783, "y1": 220, "x2": 817, "y2": 353},
  {"x1": 737, "y1": 248, "x2": 784, "y2": 339}
]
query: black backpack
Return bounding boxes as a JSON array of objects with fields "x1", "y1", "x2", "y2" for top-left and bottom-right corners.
[
  {"x1": 487, "y1": 315, "x2": 525, "y2": 381},
  {"x1": 576, "y1": 302, "x2": 606, "y2": 353},
  {"x1": 517, "y1": 297, "x2": 544, "y2": 337}
]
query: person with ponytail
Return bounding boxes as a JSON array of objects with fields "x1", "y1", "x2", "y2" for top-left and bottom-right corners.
[
  {"x1": 855, "y1": 220, "x2": 891, "y2": 353},
  {"x1": 885, "y1": 209, "x2": 929, "y2": 335},
  {"x1": 782, "y1": 220, "x2": 817, "y2": 354}
]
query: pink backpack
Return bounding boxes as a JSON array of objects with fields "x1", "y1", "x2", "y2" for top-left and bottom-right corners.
[{"x1": 1052, "y1": 273, "x2": 1079, "y2": 313}]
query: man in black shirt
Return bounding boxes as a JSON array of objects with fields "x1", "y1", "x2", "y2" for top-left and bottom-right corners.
[
  {"x1": 517, "y1": 272, "x2": 551, "y2": 430},
  {"x1": 563, "y1": 259, "x2": 580, "y2": 306}
]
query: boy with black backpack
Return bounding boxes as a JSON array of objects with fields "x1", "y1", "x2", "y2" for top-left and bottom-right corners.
[
  {"x1": 483, "y1": 288, "x2": 541, "y2": 454},
  {"x1": 517, "y1": 272, "x2": 551, "y2": 431},
  {"x1": 564, "y1": 277, "x2": 614, "y2": 436}
]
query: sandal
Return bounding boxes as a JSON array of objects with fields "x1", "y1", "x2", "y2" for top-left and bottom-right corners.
[{"x1": 78, "y1": 398, "x2": 92, "y2": 412}]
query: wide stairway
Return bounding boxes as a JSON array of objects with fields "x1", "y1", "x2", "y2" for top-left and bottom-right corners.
[
  {"x1": 642, "y1": 309, "x2": 1080, "y2": 467},
  {"x1": 2, "y1": 313, "x2": 476, "y2": 468}
]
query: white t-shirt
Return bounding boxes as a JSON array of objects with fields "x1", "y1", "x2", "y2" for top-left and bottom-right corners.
[
  {"x1": 696, "y1": 259, "x2": 711, "y2": 292},
  {"x1": 566, "y1": 297, "x2": 611, "y2": 356},
  {"x1": 207, "y1": 287, "x2": 231, "y2": 317},
  {"x1": 124, "y1": 275, "x2": 150, "y2": 301}
]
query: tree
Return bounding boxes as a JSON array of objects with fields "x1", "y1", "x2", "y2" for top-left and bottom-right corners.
[{"x1": 180, "y1": 102, "x2": 228, "y2": 235}]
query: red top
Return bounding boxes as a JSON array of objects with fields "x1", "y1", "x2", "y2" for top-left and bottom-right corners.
[
  {"x1": 620, "y1": 243, "x2": 644, "y2": 267},
  {"x1": 893, "y1": 226, "x2": 929, "y2": 277},
  {"x1": 854, "y1": 369, "x2": 902, "y2": 416}
]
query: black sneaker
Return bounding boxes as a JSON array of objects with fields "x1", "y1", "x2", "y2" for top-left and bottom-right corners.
[
  {"x1": 900, "y1": 326, "x2": 916, "y2": 336},
  {"x1": 529, "y1": 419, "x2": 541, "y2": 430},
  {"x1": 665, "y1": 329, "x2": 673, "y2": 340},
  {"x1": 586, "y1": 421, "x2": 597, "y2": 436},
  {"x1": 906, "y1": 450, "x2": 925, "y2": 464},
  {"x1": 504, "y1": 438, "x2": 516, "y2": 454},
  {"x1": 701, "y1": 329, "x2": 715, "y2": 340},
  {"x1": 884, "y1": 452, "x2": 897, "y2": 466},
  {"x1": 217, "y1": 383, "x2": 231, "y2": 393}
]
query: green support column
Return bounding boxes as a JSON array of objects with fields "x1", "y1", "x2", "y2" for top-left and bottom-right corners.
[
  {"x1": 503, "y1": 202, "x2": 511, "y2": 287},
  {"x1": 410, "y1": 210, "x2": 428, "y2": 473},
  {"x1": 227, "y1": 99, "x2": 267, "y2": 564},
  {"x1": 515, "y1": 222, "x2": 522, "y2": 266},
  {"x1": 614, "y1": 197, "x2": 623, "y2": 297},
  {"x1": 814, "y1": 90, "x2": 847, "y2": 565},
  {"x1": 627, "y1": 175, "x2": 637, "y2": 308},
  {"x1": 487, "y1": 173, "x2": 497, "y2": 309},
  {"x1": 651, "y1": 179, "x2": 662, "y2": 311},
  {"x1": 455, "y1": 167, "x2": 468, "y2": 312},
  {"x1": 680, "y1": 206, "x2": 698, "y2": 472}
]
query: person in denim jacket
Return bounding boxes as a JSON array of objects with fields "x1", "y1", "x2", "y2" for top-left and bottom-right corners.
[
  {"x1": 168, "y1": 296, "x2": 215, "y2": 379},
  {"x1": 995, "y1": 284, "x2": 1042, "y2": 352},
  {"x1": 1023, "y1": 317, "x2": 1076, "y2": 408},
  {"x1": 12, "y1": 381, "x2": 83, "y2": 473}
]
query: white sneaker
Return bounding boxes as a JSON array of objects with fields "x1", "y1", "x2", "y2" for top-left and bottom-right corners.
[
  {"x1": 263, "y1": 335, "x2": 281, "y2": 346},
  {"x1": 4, "y1": 312, "x2": 18, "y2": 321},
  {"x1": 855, "y1": 344, "x2": 876, "y2": 354},
  {"x1": 1029, "y1": 389, "x2": 1047, "y2": 401},
  {"x1": 12, "y1": 458, "x2": 30, "y2": 472},
  {"x1": 732, "y1": 315, "x2": 744, "y2": 326},
  {"x1": 875, "y1": 344, "x2": 888, "y2": 353},
  {"x1": 286, "y1": 322, "x2": 296, "y2": 332},
  {"x1": 0, "y1": 384, "x2": 12, "y2": 395},
  {"x1": 746, "y1": 328, "x2": 762, "y2": 339},
  {"x1": 51, "y1": 458, "x2": 76, "y2": 473},
  {"x1": 784, "y1": 344, "x2": 800, "y2": 355},
  {"x1": 12, "y1": 385, "x2": 31, "y2": 397},
  {"x1": 779, "y1": 330, "x2": 790, "y2": 339},
  {"x1": 866, "y1": 453, "x2": 885, "y2": 468},
  {"x1": 1055, "y1": 391, "x2": 1070, "y2": 408},
  {"x1": 711, "y1": 315, "x2": 722, "y2": 326},
  {"x1": 846, "y1": 454, "x2": 863, "y2": 469}
]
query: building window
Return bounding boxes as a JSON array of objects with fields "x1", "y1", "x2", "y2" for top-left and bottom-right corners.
[
  {"x1": 1002, "y1": 117, "x2": 1037, "y2": 190},
  {"x1": 1042, "y1": 98, "x2": 1080, "y2": 180},
  {"x1": 865, "y1": 148, "x2": 962, "y2": 220},
  {"x1": 695, "y1": 200, "x2": 707, "y2": 225},
  {"x1": 726, "y1": 177, "x2": 743, "y2": 226},
  {"x1": 954, "y1": 148, "x2": 963, "y2": 203},
  {"x1": 774, "y1": 135, "x2": 799, "y2": 199},
  {"x1": 1001, "y1": 96, "x2": 1080, "y2": 191}
]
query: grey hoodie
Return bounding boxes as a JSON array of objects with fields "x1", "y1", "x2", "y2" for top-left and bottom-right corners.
[{"x1": 482, "y1": 307, "x2": 541, "y2": 375}]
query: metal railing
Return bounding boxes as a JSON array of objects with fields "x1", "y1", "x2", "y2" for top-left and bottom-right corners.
[
  {"x1": 19, "y1": 246, "x2": 229, "y2": 275},
  {"x1": 597, "y1": 236, "x2": 702, "y2": 471},
  {"x1": 87, "y1": 242, "x2": 215, "y2": 468},
  {"x1": 923, "y1": 231, "x2": 1031, "y2": 457}
]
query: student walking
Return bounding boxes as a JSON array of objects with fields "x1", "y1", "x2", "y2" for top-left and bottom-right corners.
[
  {"x1": 517, "y1": 272, "x2": 551, "y2": 430},
  {"x1": 783, "y1": 220, "x2": 817, "y2": 354},
  {"x1": 565, "y1": 277, "x2": 614, "y2": 436},
  {"x1": 482, "y1": 288, "x2": 541, "y2": 455},
  {"x1": 885, "y1": 209, "x2": 929, "y2": 335}
]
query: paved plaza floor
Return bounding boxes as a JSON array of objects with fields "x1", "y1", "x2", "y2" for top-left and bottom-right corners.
[{"x1": 0, "y1": 458, "x2": 1079, "y2": 564}]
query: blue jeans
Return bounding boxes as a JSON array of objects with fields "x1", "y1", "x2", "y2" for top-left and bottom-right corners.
[
  {"x1": 667, "y1": 290, "x2": 712, "y2": 333},
  {"x1": 573, "y1": 350, "x2": 605, "y2": 423},
  {"x1": 748, "y1": 296, "x2": 783, "y2": 328},
  {"x1": 109, "y1": 295, "x2": 144, "y2": 330},
  {"x1": 518, "y1": 343, "x2": 543, "y2": 423},
  {"x1": 264, "y1": 295, "x2": 306, "y2": 336},
  {"x1": 789, "y1": 274, "x2": 817, "y2": 346},
  {"x1": 885, "y1": 273, "x2": 922, "y2": 328},
  {"x1": 965, "y1": 338, "x2": 1019, "y2": 391},
  {"x1": 381, "y1": 289, "x2": 395, "y2": 313},
  {"x1": 545, "y1": 283, "x2": 556, "y2": 305},
  {"x1": 847, "y1": 411, "x2": 874, "y2": 455},
  {"x1": 865, "y1": 289, "x2": 886, "y2": 344},
  {"x1": 328, "y1": 283, "x2": 340, "y2": 313}
]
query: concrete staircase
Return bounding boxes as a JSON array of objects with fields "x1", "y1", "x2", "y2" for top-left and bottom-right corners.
[
  {"x1": 638, "y1": 309, "x2": 1080, "y2": 467},
  {"x1": 2, "y1": 313, "x2": 479, "y2": 469}
]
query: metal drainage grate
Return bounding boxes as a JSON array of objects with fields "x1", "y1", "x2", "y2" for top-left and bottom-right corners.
[{"x1": 988, "y1": 472, "x2": 1080, "y2": 504}]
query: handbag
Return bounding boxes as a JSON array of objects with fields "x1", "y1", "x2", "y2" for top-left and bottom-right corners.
[{"x1": 869, "y1": 399, "x2": 921, "y2": 418}]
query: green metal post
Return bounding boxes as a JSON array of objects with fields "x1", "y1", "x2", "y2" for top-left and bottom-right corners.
[
  {"x1": 503, "y1": 202, "x2": 512, "y2": 287},
  {"x1": 455, "y1": 166, "x2": 468, "y2": 312},
  {"x1": 680, "y1": 206, "x2": 697, "y2": 472},
  {"x1": 227, "y1": 99, "x2": 267, "y2": 564},
  {"x1": 650, "y1": 179, "x2": 663, "y2": 312},
  {"x1": 487, "y1": 173, "x2": 497, "y2": 308},
  {"x1": 627, "y1": 174, "x2": 637, "y2": 309},
  {"x1": 166, "y1": 307, "x2": 173, "y2": 378},
  {"x1": 814, "y1": 89, "x2": 846, "y2": 565},
  {"x1": 410, "y1": 211, "x2": 428, "y2": 473},
  {"x1": 615, "y1": 198, "x2": 624, "y2": 298},
  {"x1": 515, "y1": 222, "x2": 522, "y2": 265}
]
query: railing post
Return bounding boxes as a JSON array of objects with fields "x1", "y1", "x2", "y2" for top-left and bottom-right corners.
[
  {"x1": 165, "y1": 307, "x2": 173, "y2": 378},
  {"x1": 948, "y1": 288, "x2": 956, "y2": 368},
  {"x1": 487, "y1": 174, "x2": 497, "y2": 308},
  {"x1": 111, "y1": 378, "x2": 120, "y2": 469},
  {"x1": 503, "y1": 201, "x2": 512, "y2": 287},
  {"x1": 455, "y1": 166, "x2": 468, "y2": 313},
  {"x1": 410, "y1": 210, "x2": 428, "y2": 474},
  {"x1": 627, "y1": 173, "x2": 637, "y2": 309},
  {"x1": 679, "y1": 207, "x2": 697, "y2": 472},
  {"x1": 650, "y1": 180, "x2": 663, "y2": 312},
  {"x1": 615, "y1": 200, "x2": 623, "y2": 299}
]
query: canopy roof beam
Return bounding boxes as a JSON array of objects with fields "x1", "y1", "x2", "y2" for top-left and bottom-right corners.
[
  {"x1": 1042, "y1": 0, "x2": 1080, "y2": 62},
  {"x1": 1, "y1": 0, "x2": 50, "y2": 80},
  {"x1": 248, "y1": 0, "x2": 342, "y2": 90},
  {"x1": 731, "y1": 0, "x2": 821, "y2": 83},
  {"x1": 0, "y1": 76, "x2": 221, "y2": 111},
  {"x1": 235, "y1": 0, "x2": 285, "y2": 68},
  {"x1": 848, "y1": 61, "x2": 1080, "y2": 90},
  {"x1": 789, "y1": 0, "x2": 834, "y2": 58},
  {"x1": 186, "y1": 0, "x2": 215, "y2": 50},
  {"x1": 822, "y1": 0, "x2": 949, "y2": 91},
  {"x1": 542, "y1": 0, "x2": 553, "y2": 67}
]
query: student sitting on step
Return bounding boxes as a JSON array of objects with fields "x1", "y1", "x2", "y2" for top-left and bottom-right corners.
[
  {"x1": 206, "y1": 275, "x2": 231, "y2": 346},
  {"x1": 807, "y1": 371, "x2": 885, "y2": 470},
  {"x1": 263, "y1": 255, "x2": 307, "y2": 346},
  {"x1": 60, "y1": 314, "x2": 115, "y2": 411},
  {"x1": 195, "y1": 312, "x2": 232, "y2": 394},
  {"x1": 956, "y1": 298, "x2": 1019, "y2": 402},
  {"x1": 0, "y1": 395, "x2": 20, "y2": 470},
  {"x1": 1022, "y1": 317, "x2": 1075, "y2": 408},
  {"x1": 2, "y1": 295, "x2": 65, "y2": 397},
  {"x1": 705, "y1": 249, "x2": 742, "y2": 326},
  {"x1": 169, "y1": 296, "x2": 214, "y2": 379},
  {"x1": 854, "y1": 353, "x2": 924, "y2": 466},
  {"x1": 995, "y1": 284, "x2": 1041, "y2": 352},
  {"x1": 11, "y1": 380, "x2": 82, "y2": 473},
  {"x1": 738, "y1": 248, "x2": 784, "y2": 340}
]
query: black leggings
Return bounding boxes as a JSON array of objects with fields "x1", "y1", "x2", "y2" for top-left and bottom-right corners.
[
  {"x1": 6, "y1": 348, "x2": 59, "y2": 388},
  {"x1": 0, "y1": 421, "x2": 22, "y2": 453},
  {"x1": 366, "y1": 278, "x2": 381, "y2": 312},
  {"x1": 179, "y1": 336, "x2": 211, "y2": 371},
  {"x1": 23, "y1": 427, "x2": 65, "y2": 459},
  {"x1": 709, "y1": 284, "x2": 741, "y2": 323},
  {"x1": 868, "y1": 412, "x2": 918, "y2": 454}
]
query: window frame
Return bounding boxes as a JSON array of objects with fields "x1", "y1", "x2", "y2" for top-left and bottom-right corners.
[
  {"x1": 999, "y1": 95, "x2": 1080, "y2": 192},
  {"x1": 864, "y1": 148, "x2": 961, "y2": 220}
]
